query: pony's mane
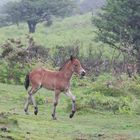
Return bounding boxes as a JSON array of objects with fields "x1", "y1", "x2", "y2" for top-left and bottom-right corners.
[
  {"x1": 59, "y1": 59, "x2": 70, "y2": 71},
  {"x1": 59, "y1": 56, "x2": 76, "y2": 71}
]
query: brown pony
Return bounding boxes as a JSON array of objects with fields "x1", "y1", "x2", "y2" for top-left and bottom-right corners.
[{"x1": 24, "y1": 56, "x2": 86, "y2": 119}]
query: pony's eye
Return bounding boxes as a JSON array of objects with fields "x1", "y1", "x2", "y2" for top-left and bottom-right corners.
[{"x1": 74, "y1": 64, "x2": 78, "y2": 67}]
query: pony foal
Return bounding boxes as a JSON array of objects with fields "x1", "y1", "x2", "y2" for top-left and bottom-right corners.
[{"x1": 24, "y1": 56, "x2": 86, "y2": 119}]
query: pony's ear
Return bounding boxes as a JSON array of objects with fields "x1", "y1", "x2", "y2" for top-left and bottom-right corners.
[{"x1": 70, "y1": 55, "x2": 74, "y2": 61}]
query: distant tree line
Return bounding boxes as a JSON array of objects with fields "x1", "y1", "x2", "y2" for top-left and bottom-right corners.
[
  {"x1": 0, "y1": 0, "x2": 106, "y2": 32},
  {"x1": 0, "y1": 0, "x2": 75, "y2": 33}
]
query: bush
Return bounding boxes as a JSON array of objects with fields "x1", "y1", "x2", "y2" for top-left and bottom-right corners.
[
  {"x1": 0, "y1": 60, "x2": 30, "y2": 84},
  {"x1": 67, "y1": 91, "x2": 135, "y2": 114}
]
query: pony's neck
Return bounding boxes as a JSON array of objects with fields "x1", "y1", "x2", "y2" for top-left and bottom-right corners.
[{"x1": 60, "y1": 61, "x2": 73, "y2": 81}]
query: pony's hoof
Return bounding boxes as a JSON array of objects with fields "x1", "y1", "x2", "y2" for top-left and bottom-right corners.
[
  {"x1": 34, "y1": 110, "x2": 38, "y2": 115},
  {"x1": 69, "y1": 113, "x2": 74, "y2": 118},
  {"x1": 34, "y1": 107, "x2": 38, "y2": 115},
  {"x1": 52, "y1": 114, "x2": 57, "y2": 120},
  {"x1": 52, "y1": 117, "x2": 57, "y2": 120},
  {"x1": 69, "y1": 111, "x2": 75, "y2": 118},
  {"x1": 24, "y1": 109, "x2": 29, "y2": 115}
]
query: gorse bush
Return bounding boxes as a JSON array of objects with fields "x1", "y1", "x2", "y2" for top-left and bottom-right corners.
[
  {"x1": 0, "y1": 34, "x2": 135, "y2": 85},
  {"x1": 0, "y1": 36, "x2": 106, "y2": 84},
  {"x1": 0, "y1": 60, "x2": 30, "y2": 84}
]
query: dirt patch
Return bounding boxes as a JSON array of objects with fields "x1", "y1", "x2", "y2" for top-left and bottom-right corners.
[
  {"x1": 74, "y1": 132, "x2": 94, "y2": 140},
  {"x1": 0, "y1": 112, "x2": 18, "y2": 124},
  {"x1": 0, "y1": 135, "x2": 14, "y2": 140},
  {"x1": 1, "y1": 127, "x2": 10, "y2": 133},
  {"x1": 114, "y1": 134, "x2": 131, "y2": 140}
]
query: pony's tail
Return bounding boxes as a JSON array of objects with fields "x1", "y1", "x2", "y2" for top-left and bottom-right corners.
[{"x1": 24, "y1": 74, "x2": 30, "y2": 90}]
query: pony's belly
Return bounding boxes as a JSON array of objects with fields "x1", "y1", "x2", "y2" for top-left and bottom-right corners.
[
  {"x1": 56, "y1": 82, "x2": 70, "y2": 91},
  {"x1": 42, "y1": 76, "x2": 70, "y2": 91},
  {"x1": 42, "y1": 84, "x2": 54, "y2": 91},
  {"x1": 42, "y1": 82, "x2": 69, "y2": 92},
  {"x1": 41, "y1": 77, "x2": 55, "y2": 90}
]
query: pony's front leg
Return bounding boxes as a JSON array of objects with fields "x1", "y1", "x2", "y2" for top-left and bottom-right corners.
[
  {"x1": 52, "y1": 90, "x2": 60, "y2": 120},
  {"x1": 65, "y1": 89, "x2": 76, "y2": 118}
]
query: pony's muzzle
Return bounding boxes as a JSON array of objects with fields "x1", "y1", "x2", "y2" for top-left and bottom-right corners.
[{"x1": 81, "y1": 71, "x2": 86, "y2": 77}]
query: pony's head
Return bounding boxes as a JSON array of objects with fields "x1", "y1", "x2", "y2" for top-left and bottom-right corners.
[{"x1": 70, "y1": 55, "x2": 86, "y2": 77}]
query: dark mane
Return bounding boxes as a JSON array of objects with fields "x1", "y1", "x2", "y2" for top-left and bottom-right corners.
[{"x1": 59, "y1": 59, "x2": 70, "y2": 71}]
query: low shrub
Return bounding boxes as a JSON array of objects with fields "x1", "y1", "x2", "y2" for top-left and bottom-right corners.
[
  {"x1": 0, "y1": 60, "x2": 30, "y2": 85},
  {"x1": 67, "y1": 91, "x2": 135, "y2": 114},
  {"x1": 67, "y1": 74, "x2": 140, "y2": 115}
]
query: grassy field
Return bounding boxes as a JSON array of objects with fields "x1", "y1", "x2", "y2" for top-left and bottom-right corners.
[
  {"x1": 0, "y1": 83, "x2": 140, "y2": 140},
  {"x1": 0, "y1": 13, "x2": 140, "y2": 140}
]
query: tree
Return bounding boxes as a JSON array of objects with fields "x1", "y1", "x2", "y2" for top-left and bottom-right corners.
[
  {"x1": 2, "y1": 1, "x2": 22, "y2": 26},
  {"x1": 3, "y1": 0, "x2": 75, "y2": 33},
  {"x1": 93, "y1": 0, "x2": 140, "y2": 72}
]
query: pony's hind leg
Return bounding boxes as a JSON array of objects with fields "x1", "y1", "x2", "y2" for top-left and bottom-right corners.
[
  {"x1": 24, "y1": 95, "x2": 31, "y2": 115},
  {"x1": 24, "y1": 87, "x2": 33, "y2": 114},
  {"x1": 52, "y1": 90, "x2": 61, "y2": 120},
  {"x1": 24, "y1": 85, "x2": 41, "y2": 115}
]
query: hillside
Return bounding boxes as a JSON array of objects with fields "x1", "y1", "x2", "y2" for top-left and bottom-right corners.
[
  {"x1": 0, "y1": 14, "x2": 94, "y2": 47},
  {"x1": 0, "y1": 1, "x2": 140, "y2": 140},
  {"x1": 0, "y1": 13, "x2": 113, "y2": 58}
]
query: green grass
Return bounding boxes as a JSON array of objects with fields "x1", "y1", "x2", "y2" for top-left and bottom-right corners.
[
  {"x1": 0, "y1": 83, "x2": 140, "y2": 140},
  {"x1": 0, "y1": 14, "x2": 94, "y2": 47},
  {"x1": 0, "y1": 13, "x2": 139, "y2": 139}
]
